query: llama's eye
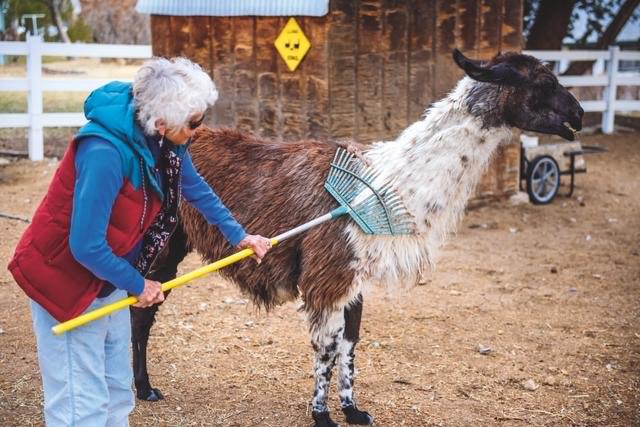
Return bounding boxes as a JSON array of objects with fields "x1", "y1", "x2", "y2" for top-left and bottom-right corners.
[{"x1": 536, "y1": 77, "x2": 556, "y2": 91}]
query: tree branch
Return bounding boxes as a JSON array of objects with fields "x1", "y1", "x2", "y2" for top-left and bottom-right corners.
[
  {"x1": 41, "y1": 0, "x2": 71, "y2": 43},
  {"x1": 563, "y1": 0, "x2": 640, "y2": 75}
]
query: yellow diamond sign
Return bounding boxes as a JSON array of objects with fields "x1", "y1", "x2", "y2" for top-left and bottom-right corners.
[{"x1": 274, "y1": 18, "x2": 311, "y2": 72}]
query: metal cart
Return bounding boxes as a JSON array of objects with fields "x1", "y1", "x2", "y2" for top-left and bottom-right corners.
[{"x1": 520, "y1": 140, "x2": 607, "y2": 205}]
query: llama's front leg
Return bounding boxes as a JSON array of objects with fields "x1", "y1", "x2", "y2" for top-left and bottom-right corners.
[
  {"x1": 131, "y1": 304, "x2": 164, "y2": 401},
  {"x1": 338, "y1": 294, "x2": 373, "y2": 425},
  {"x1": 132, "y1": 223, "x2": 189, "y2": 401},
  {"x1": 310, "y1": 309, "x2": 344, "y2": 427}
]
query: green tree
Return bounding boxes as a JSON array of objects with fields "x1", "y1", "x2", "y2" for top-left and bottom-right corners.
[
  {"x1": 42, "y1": 0, "x2": 71, "y2": 43},
  {"x1": 4, "y1": 0, "x2": 76, "y2": 42}
]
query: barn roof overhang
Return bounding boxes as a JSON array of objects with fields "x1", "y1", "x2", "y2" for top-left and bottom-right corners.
[{"x1": 136, "y1": 0, "x2": 329, "y2": 16}]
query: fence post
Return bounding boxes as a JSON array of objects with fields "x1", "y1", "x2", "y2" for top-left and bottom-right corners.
[
  {"x1": 601, "y1": 45, "x2": 619, "y2": 134},
  {"x1": 27, "y1": 33, "x2": 44, "y2": 161}
]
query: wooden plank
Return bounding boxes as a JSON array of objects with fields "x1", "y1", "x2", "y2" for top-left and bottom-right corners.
[
  {"x1": 303, "y1": 16, "x2": 330, "y2": 140},
  {"x1": 357, "y1": 0, "x2": 384, "y2": 142},
  {"x1": 408, "y1": 0, "x2": 435, "y2": 121},
  {"x1": 210, "y1": 17, "x2": 235, "y2": 127},
  {"x1": 329, "y1": 0, "x2": 357, "y2": 56},
  {"x1": 329, "y1": 0, "x2": 358, "y2": 139},
  {"x1": 502, "y1": 143, "x2": 521, "y2": 194},
  {"x1": 189, "y1": 17, "x2": 212, "y2": 72},
  {"x1": 382, "y1": 51, "x2": 408, "y2": 140},
  {"x1": 501, "y1": 0, "x2": 522, "y2": 50},
  {"x1": 151, "y1": 14, "x2": 171, "y2": 57},
  {"x1": 255, "y1": 17, "x2": 281, "y2": 139},
  {"x1": 384, "y1": 0, "x2": 409, "y2": 51},
  {"x1": 489, "y1": 0, "x2": 521, "y2": 198},
  {"x1": 382, "y1": 0, "x2": 409, "y2": 140},
  {"x1": 481, "y1": 144, "x2": 521, "y2": 198},
  {"x1": 329, "y1": 56, "x2": 357, "y2": 138},
  {"x1": 356, "y1": 53, "x2": 384, "y2": 142},
  {"x1": 280, "y1": 73, "x2": 305, "y2": 141},
  {"x1": 359, "y1": 0, "x2": 384, "y2": 54},
  {"x1": 477, "y1": 144, "x2": 520, "y2": 198},
  {"x1": 458, "y1": 0, "x2": 480, "y2": 55},
  {"x1": 478, "y1": 0, "x2": 502, "y2": 58},
  {"x1": 435, "y1": 0, "x2": 456, "y2": 53},
  {"x1": 169, "y1": 16, "x2": 191, "y2": 57},
  {"x1": 434, "y1": 0, "x2": 460, "y2": 100},
  {"x1": 234, "y1": 17, "x2": 257, "y2": 133}
]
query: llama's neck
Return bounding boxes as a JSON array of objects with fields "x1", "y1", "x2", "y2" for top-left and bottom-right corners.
[
  {"x1": 343, "y1": 78, "x2": 511, "y2": 292},
  {"x1": 368, "y1": 77, "x2": 512, "y2": 254}
]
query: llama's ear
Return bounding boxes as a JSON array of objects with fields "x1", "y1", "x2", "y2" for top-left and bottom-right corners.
[
  {"x1": 452, "y1": 48, "x2": 496, "y2": 81},
  {"x1": 452, "y1": 48, "x2": 484, "y2": 73},
  {"x1": 452, "y1": 48, "x2": 525, "y2": 86}
]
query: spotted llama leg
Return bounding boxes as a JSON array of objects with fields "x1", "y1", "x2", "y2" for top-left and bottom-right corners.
[
  {"x1": 310, "y1": 309, "x2": 344, "y2": 427},
  {"x1": 337, "y1": 294, "x2": 373, "y2": 425}
]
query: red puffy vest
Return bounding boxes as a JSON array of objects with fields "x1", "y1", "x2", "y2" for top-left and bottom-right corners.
[{"x1": 8, "y1": 140, "x2": 162, "y2": 322}]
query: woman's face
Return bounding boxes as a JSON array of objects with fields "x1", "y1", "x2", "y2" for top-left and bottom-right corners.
[{"x1": 156, "y1": 112, "x2": 206, "y2": 145}]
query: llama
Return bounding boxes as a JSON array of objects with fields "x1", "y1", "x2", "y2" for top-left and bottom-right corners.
[{"x1": 131, "y1": 49, "x2": 583, "y2": 427}]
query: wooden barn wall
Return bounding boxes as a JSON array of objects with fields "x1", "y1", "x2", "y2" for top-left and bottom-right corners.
[
  {"x1": 150, "y1": 0, "x2": 523, "y2": 197},
  {"x1": 151, "y1": 14, "x2": 330, "y2": 141}
]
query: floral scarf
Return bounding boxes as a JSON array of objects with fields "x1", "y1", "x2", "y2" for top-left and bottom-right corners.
[{"x1": 134, "y1": 145, "x2": 182, "y2": 276}]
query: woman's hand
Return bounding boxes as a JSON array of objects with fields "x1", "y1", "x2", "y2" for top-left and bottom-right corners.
[
  {"x1": 134, "y1": 279, "x2": 165, "y2": 307},
  {"x1": 237, "y1": 234, "x2": 272, "y2": 264}
]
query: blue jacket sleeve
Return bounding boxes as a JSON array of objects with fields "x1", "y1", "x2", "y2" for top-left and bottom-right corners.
[
  {"x1": 68, "y1": 138, "x2": 145, "y2": 295},
  {"x1": 181, "y1": 151, "x2": 247, "y2": 246}
]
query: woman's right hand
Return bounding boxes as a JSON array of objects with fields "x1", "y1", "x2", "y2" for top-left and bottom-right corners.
[{"x1": 134, "y1": 279, "x2": 165, "y2": 307}]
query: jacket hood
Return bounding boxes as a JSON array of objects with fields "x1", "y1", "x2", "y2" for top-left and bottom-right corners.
[{"x1": 77, "y1": 81, "x2": 154, "y2": 167}]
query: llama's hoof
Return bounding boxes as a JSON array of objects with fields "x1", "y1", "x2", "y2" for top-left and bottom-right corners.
[
  {"x1": 312, "y1": 410, "x2": 339, "y2": 427},
  {"x1": 137, "y1": 388, "x2": 164, "y2": 401},
  {"x1": 342, "y1": 405, "x2": 374, "y2": 425}
]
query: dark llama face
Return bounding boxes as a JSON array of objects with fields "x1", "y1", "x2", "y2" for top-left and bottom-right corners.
[{"x1": 453, "y1": 49, "x2": 584, "y2": 141}]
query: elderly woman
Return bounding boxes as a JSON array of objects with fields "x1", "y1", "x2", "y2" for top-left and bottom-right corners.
[{"x1": 8, "y1": 57, "x2": 271, "y2": 425}]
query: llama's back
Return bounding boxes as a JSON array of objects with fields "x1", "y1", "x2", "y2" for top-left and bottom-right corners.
[{"x1": 181, "y1": 127, "x2": 358, "y2": 313}]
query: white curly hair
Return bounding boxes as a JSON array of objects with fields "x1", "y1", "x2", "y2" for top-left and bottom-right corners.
[{"x1": 132, "y1": 57, "x2": 218, "y2": 135}]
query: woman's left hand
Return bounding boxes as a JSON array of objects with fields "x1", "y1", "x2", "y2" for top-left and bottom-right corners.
[{"x1": 237, "y1": 234, "x2": 272, "y2": 264}]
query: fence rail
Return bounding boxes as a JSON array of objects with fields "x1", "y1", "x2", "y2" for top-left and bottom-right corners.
[
  {"x1": 0, "y1": 35, "x2": 152, "y2": 160},
  {"x1": 0, "y1": 36, "x2": 638, "y2": 161}
]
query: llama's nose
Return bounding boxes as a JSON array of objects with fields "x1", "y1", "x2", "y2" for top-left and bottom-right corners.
[{"x1": 571, "y1": 103, "x2": 584, "y2": 131}]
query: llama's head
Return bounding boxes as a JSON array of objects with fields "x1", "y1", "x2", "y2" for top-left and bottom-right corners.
[{"x1": 453, "y1": 49, "x2": 583, "y2": 141}]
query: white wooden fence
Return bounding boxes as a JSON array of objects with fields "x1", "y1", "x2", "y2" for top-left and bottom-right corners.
[
  {"x1": 0, "y1": 35, "x2": 151, "y2": 160},
  {"x1": 0, "y1": 36, "x2": 638, "y2": 161}
]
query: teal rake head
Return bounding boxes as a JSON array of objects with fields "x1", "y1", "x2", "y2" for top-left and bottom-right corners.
[{"x1": 324, "y1": 148, "x2": 415, "y2": 235}]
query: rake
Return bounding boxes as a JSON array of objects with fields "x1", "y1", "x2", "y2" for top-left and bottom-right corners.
[{"x1": 51, "y1": 147, "x2": 415, "y2": 335}]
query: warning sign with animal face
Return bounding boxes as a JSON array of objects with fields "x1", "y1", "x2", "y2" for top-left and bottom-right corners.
[{"x1": 274, "y1": 18, "x2": 311, "y2": 72}]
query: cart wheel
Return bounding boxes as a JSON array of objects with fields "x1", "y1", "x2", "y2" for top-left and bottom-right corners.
[{"x1": 526, "y1": 155, "x2": 560, "y2": 205}]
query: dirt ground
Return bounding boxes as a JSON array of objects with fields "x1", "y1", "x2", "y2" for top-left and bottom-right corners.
[{"x1": 0, "y1": 130, "x2": 638, "y2": 427}]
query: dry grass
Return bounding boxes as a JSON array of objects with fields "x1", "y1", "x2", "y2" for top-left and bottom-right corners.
[
  {"x1": 0, "y1": 57, "x2": 144, "y2": 78},
  {"x1": 0, "y1": 57, "x2": 143, "y2": 114}
]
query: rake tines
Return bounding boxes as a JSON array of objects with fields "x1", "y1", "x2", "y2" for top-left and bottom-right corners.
[{"x1": 324, "y1": 148, "x2": 414, "y2": 235}]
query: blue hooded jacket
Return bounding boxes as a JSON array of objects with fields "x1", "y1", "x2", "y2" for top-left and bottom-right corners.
[{"x1": 69, "y1": 82, "x2": 246, "y2": 296}]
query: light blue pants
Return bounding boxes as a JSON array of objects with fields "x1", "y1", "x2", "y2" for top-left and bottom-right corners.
[{"x1": 31, "y1": 290, "x2": 134, "y2": 427}]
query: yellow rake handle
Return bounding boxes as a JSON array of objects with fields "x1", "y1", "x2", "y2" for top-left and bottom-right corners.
[{"x1": 51, "y1": 238, "x2": 279, "y2": 335}]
